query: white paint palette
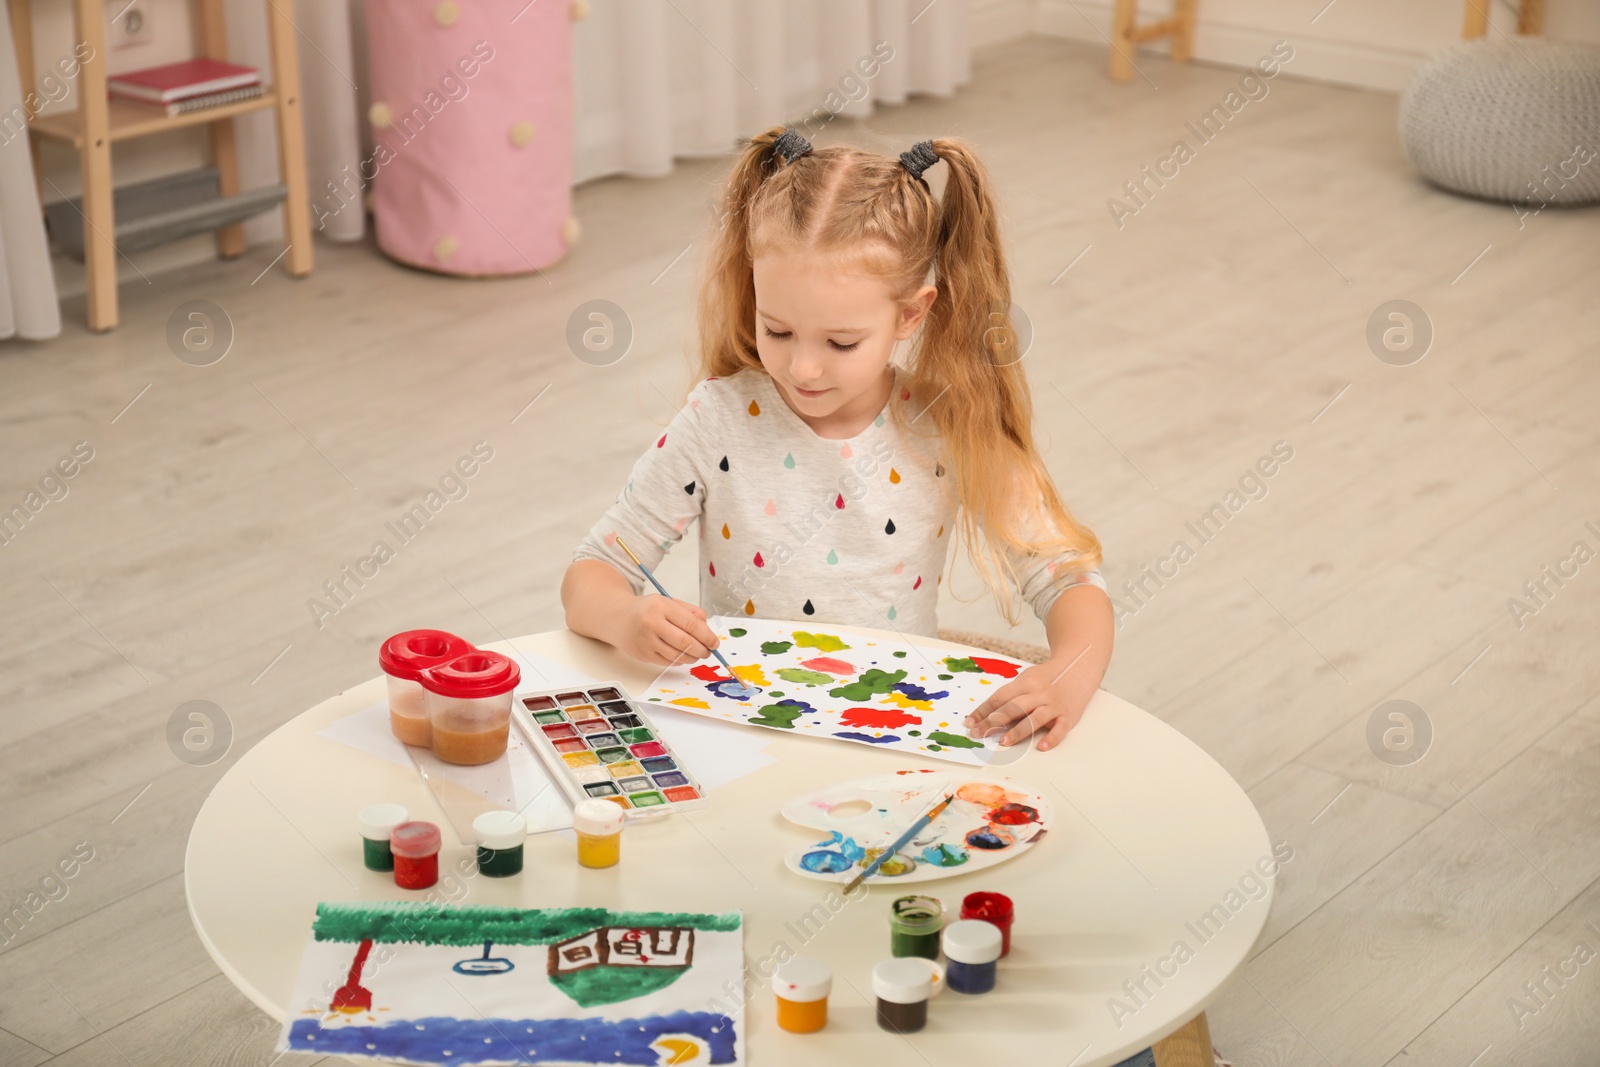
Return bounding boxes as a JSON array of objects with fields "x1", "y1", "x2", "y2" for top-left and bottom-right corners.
[{"x1": 780, "y1": 769, "x2": 1051, "y2": 884}]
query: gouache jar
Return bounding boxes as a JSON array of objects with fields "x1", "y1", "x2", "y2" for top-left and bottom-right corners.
[
  {"x1": 358, "y1": 803, "x2": 409, "y2": 872},
  {"x1": 379, "y1": 629, "x2": 472, "y2": 746},
  {"x1": 889, "y1": 894, "x2": 945, "y2": 960},
  {"x1": 473, "y1": 810, "x2": 527, "y2": 877},
  {"x1": 390, "y1": 820, "x2": 441, "y2": 890},
  {"x1": 872, "y1": 957, "x2": 933, "y2": 1034},
  {"x1": 419, "y1": 650, "x2": 521, "y2": 765},
  {"x1": 772, "y1": 957, "x2": 831, "y2": 1033},
  {"x1": 573, "y1": 798, "x2": 625, "y2": 868},
  {"x1": 942, "y1": 919, "x2": 1003, "y2": 994},
  {"x1": 907, "y1": 956, "x2": 946, "y2": 999},
  {"x1": 960, "y1": 891, "x2": 1015, "y2": 957}
]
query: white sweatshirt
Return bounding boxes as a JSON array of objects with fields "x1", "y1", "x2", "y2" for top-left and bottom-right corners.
[{"x1": 572, "y1": 367, "x2": 1106, "y2": 638}]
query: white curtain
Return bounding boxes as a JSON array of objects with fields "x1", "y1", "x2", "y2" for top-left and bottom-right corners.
[
  {"x1": 229, "y1": 0, "x2": 971, "y2": 245},
  {"x1": 0, "y1": 2, "x2": 60, "y2": 340}
]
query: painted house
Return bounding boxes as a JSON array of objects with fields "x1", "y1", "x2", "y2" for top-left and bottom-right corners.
[{"x1": 548, "y1": 926, "x2": 696, "y2": 975}]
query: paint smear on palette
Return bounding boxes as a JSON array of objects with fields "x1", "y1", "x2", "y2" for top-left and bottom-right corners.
[
  {"x1": 648, "y1": 617, "x2": 1030, "y2": 764},
  {"x1": 781, "y1": 771, "x2": 1050, "y2": 884}
]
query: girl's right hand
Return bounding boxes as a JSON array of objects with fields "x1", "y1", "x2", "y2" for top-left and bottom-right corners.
[{"x1": 617, "y1": 596, "x2": 721, "y2": 667}]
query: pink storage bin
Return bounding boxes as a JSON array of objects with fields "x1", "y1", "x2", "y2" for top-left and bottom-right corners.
[{"x1": 364, "y1": 0, "x2": 576, "y2": 276}]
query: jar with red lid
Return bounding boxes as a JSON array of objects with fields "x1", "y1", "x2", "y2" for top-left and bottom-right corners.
[
  {"x1": 390, "y1": 820, "x2": 441, "y2": 889},
  {"x1": 379, "y1": 630, "x2": 473, "y2": 747},
  {"x1": 419, "y1": 650, "x2": 521, "y2": 765}
]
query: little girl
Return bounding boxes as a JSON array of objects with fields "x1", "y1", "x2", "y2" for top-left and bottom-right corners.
[{"x1": 561, "y1": 126, "x2": 1113, "y2": 752}]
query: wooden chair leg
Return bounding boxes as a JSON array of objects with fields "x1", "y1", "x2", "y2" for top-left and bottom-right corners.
[
  {"x1": 1463, "y1": 0, "x2": 1490, "y2": 38},
  {"x1": 73, "y1": 0, "x2": 118, "y2": 332},
  {"x1": 1517, "y1": 0, "x2": 1545, "y2": 34},
  {"x1": 266, "y1": 0, "x2": 313, "y2": 276},
  {"x1": 1153, "y1": 1010, "x2": 1214, "y2": 1067},
  {"x1": 1109, "y1": 0, "x2": 1138, "y2": 82},
  {"x1": 194, "y1": 0, "x2": 246, "y2": 258},
  {"x1": 1170, "y1": 0, "x2": 1197, "y2": 63}
]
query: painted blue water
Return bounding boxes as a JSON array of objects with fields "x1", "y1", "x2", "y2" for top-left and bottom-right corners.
[
  {"x1": 287, "y1": 1010, "x2": 737, "y2": 1065},
  {"x1": 833, "y1": 731, "x2": 899, "y2": 744}
]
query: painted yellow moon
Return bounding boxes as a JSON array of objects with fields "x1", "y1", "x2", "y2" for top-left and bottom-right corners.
[{"x1": 652, "y1": 1034, "x2": 708, "y2": 1065}]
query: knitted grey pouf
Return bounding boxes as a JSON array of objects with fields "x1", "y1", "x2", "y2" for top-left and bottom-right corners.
[{"x1": 1399, "y1": 39, "x2": 1600, "y2": 205}]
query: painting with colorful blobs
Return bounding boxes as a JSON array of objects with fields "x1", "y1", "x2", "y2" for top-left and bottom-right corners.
[
  {"x1": 645, "y1": 616, "x2": 1031, "y2": 765},
  {"x1": 512, "y1": 682, "x2": 710, "y2": 820},
  {"x1": 779, "y1": 769, "x2": 1050, "y2": 884},
  {"x1": 277, "y1": 903, "x2": 745, "y2": 1066}
]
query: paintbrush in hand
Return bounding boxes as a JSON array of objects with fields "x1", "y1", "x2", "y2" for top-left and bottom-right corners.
[
  {"x1": 843, "y1": 793, "x2": 958, "y2": 894},
  {"x1": 614, "y1": 535, "x2": 749, "y2": 697}
]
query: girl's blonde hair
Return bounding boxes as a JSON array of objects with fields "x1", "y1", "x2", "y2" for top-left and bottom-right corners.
[{"x1": 695, "y1": 125, "x2": 1102, "y2": 625}]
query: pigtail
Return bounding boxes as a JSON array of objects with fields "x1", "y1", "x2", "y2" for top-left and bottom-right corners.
[
  {"x1": 911, "y1": 139, "x2": 1104, "y2": 625},
  {"x1": 696, "y1": 127, "x2": 800, "y2": 381}
]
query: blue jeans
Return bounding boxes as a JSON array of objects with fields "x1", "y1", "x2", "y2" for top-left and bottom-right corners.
[{"x1": 1112, "y1": 1050, "x2": 1156, "y2": 1067}]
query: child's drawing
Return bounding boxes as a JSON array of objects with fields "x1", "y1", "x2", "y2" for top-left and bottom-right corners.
[
  {"x1": 645, "y1": 617, "x2": 1030, "y2": 765},
  {"x1": 277, "y1": 903, "x2": 744, "y2": 1066},
  {"x1": 781, "y1": 769, "x2": 1050, "y2": 883}
]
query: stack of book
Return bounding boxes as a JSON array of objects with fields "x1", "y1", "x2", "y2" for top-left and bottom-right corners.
[{"x1": 107, "y1": 58, "x2": 262, "y2": 116}]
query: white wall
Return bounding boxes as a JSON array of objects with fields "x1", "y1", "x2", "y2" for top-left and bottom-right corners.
[
  {"x1": 24, "y1": 0, "x2": 1600, "y2": 295},
  {"x1": 976, "y1": 0, "x2": 1600, "y2": 91}
]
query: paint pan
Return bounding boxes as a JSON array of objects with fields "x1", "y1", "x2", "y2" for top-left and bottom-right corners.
[{"x1": 510, "y1": 680, "x2": 710, "y2": 821}]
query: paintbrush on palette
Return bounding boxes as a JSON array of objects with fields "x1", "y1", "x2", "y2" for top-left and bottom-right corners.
[
  {"x1": 842, "y1": 793, "x2": 958, "y2": 894},
  {"x1": 614, "y1": 535, "x2": 751, "y2": 698}
]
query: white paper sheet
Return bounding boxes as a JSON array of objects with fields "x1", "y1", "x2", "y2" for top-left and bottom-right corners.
[
  {"x1": 277, "y1": 904, "x2": 746, "y2": 1066},
  {"x1": 642, "y1": 616, "x2": 1030, "y2": 766},
  {"x1": 318, "y1": 648, "x2": 776, "y2": 839}
]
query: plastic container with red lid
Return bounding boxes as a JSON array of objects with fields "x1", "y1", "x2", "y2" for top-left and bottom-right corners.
[
  {"x1": 379, "y1": 630, "x2": 472, "y2": 747},
  {"x1": 420, "y1": 650, "x2": 521, "y2": 765},
  {"x1": 390, "y1": 820, "x2": 442, "y2": 890}
]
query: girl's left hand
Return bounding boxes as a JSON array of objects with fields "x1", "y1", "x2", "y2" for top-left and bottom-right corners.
[{"x1": 963, "y1": 660, "x2": 1088, "y2": 752}]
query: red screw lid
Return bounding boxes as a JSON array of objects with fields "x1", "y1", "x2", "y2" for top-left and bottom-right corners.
[
  {"x1": 390, "y1": 820, "x2": 441, "y2": 858},
  {"x1": 419, "y1": 650, "x2": 521, "y2": 699},
  {"x1": 378, "y1": 630, "x2": 474, "y2": 681}
]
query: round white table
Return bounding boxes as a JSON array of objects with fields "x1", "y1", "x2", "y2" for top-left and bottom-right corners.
[{"x1": 186, "y1": 625, "x2": 1272, "y2": 1067}]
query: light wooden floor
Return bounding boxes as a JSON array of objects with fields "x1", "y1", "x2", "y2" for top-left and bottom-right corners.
[{"x1": 1, "y1": 33, "x2": 1597, "y2": 1067}]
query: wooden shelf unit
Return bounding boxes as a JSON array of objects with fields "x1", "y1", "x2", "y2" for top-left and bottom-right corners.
[
  {"x1": 8, "y1": 0, "x2": 313, "y2": 332},
  {"x1": 29, "y1": 91, "x2": 280, "y2": 147}
]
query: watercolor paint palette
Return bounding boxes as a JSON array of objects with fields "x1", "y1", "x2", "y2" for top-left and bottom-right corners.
[
  {"x1": 511, "y1": 682, "x2": 709, "y2": 819},
  {"x1": 646, "y1": 616, "x2": 1030, "y2": 765},
  {"x1": 780, "y1": 769, "x2": 1050, "y2": 884}
]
